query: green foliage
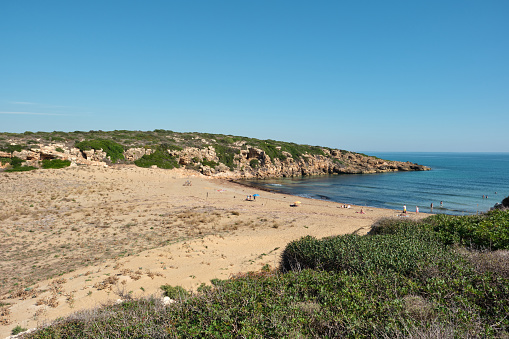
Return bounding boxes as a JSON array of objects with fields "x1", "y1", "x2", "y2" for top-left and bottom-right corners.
[
  {"x1": 2, "y1": 156, "x2": 37, "y2": 172},
  {"x1": 0, "y1": 144, "x2": 24, "y2": 153},
  {"x1": 201, "y1": 159, "x2": 218, "y2": 168},
  {"x1": 21, "y1": 212, "x2": 509, "y2": 338},
  {"x1": 11, "y1": 325, "x2": 27, "y2": 335},
  {"x1": 249, "y1": 159, "x2": 259, "y2": 168},
  {"x1": 10, "y1": 157, "x2": 23, "y2": 167},
  {"x1": 424, "y1": 210, "x2": 509, "y2": 250},
  {"x1": 333, "y1": 158, "x2": 345, "y2": 166},
  {"x1": 42, "y1": 159, "x2": 71, "y2": 169},
  {"x1": 4, "y1": 166, "x2": 37, "y2": 172},
  {"x1": 55, "y1": 147, "x2": 64, "y2": 153},
  {"x1": 134, "y1": 147, "x2": 180, "y2": 169},
  {"x1": 75, "y1": 139, "x2": 125, "y2": 163},
  {"x1": 159, "y1": 143, "x2": 182, "y2": 151},
  {"x1": 27, "y1": 266, "x2": 509, "y2": 338},
  {"x1": 259, "y1": 142, "x2": 286, "y2": 162},
  {"x1": 213, "y1": 144, "x2": 237, "y2": 170},
  {"x1": 0, "y1": 157, "x2": 12, "y2": 165},
  {"x1": 160, "y1": 285, "x2": 189, "y2": 299},
  {"x1": 280, "y1": 230, "x2": 465, "y2": 279}
]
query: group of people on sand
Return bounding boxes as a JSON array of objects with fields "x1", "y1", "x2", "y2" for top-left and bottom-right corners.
[{"x1": 340, "y1": 204, "x2": 351, "y2": 209}]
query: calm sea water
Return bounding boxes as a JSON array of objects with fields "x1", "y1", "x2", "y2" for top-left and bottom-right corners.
[{"x1": 240, "y1": 153, "x2": 509, "y2": 215}]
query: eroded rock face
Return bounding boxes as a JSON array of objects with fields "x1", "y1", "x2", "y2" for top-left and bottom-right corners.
[
  {"x1": 166, "y1": 146, "x2": 430, "y2": 179},
  {"x1": 1, "y1": 143, "x2": 430, "y2": 178},
  {"x1": 123, "y1": 148, "x2": 154, "y2": 161}
]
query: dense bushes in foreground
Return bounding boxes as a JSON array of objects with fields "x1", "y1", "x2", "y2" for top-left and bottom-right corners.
[
  {"x1": 20, "y1": 211, "x2": 509, "y2": 338},
  {"x1": 426, "y1": 210, "x2": 509, "y2": 250}
]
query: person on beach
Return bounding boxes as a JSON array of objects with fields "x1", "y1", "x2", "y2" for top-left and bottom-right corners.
[
  {"x1": 440, "y1": 201, "x2": 443, "y2": 207},
  {"x1": 430, "y1": 203, "x2": 433, "y2": 211},
  {"x1": 403, "y1": 205, "x2": 407, "y2": 214},
  {"x1": 416, "y1": 206, "x2": 419, "y2": 213},
  {"x1": 360, "y1": 208, "x2": 365, "y2": 214}
]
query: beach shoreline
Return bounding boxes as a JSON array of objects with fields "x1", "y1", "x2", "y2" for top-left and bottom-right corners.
[{"x1": 0, "y1": 165, "x2": 429, "y2": 338}]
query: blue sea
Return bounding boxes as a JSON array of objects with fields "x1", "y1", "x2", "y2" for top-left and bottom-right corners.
[{"x1": 240, "y1": 153, "x2": 509, "y2": 215}]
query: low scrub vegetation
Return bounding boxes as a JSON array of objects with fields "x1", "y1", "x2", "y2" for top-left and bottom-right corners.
[
  {"x1": 75, "y1": 139, "x2": 125, "y2": 163},
  {"x1": 41, "y1": 159, "x2": 71, "y2": 169},
  {"x1": 20, "y1": 210, "x2": 509, "y2": 338},
  {"x1": 2, "y1": 157, "x2": 37, "y2": 172},
  {"x1": 134, "y1": 145, "x2": 180, "y2": 169},
  {"x1": 0, "y1": 130, "x2": 360, "y2": 172}
]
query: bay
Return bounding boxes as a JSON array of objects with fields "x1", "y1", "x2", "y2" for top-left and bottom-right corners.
[{"x1": 239, "y1": 152, "x2": 509, "y2": 215}]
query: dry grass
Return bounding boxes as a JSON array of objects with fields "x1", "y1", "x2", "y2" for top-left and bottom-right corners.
[
  {"x1": 464, "y1": 249, "x2": 509, "y2": 278},
  {"x1": 0, "y1": 167, "x2": 266, "y2": 297}
]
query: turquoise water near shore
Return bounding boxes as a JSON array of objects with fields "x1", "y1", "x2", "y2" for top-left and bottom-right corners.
[{"x1": 240, "y1": 152, "x2": 509, "y2": 215}]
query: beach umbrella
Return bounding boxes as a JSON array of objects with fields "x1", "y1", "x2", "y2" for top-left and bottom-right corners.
[
  {"x1": 294, "y1": 201, "x2": 301, "y2": 204},
  {"x1": 253, "y1": 194, "x2": 260, "y2": 197}
]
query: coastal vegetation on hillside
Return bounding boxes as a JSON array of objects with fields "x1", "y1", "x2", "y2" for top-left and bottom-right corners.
[
  {"x1": 19, "y1": 209, "x2": 509, "y2": 338},
  {"x1": 0, "y1": 130, "x2": 429, "y2": 177}
]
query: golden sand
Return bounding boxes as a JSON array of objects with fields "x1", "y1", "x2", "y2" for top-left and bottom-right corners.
[{"x1": 0, "y1": 165, "x2": 427, "y2": 337}]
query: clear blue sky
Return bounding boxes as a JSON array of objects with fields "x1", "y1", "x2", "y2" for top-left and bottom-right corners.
[{"x1": 1, "y1": 1, "x2": 508, "y2": 152}]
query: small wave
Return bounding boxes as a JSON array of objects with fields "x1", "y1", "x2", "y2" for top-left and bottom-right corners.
[
  {"x1": 268, "y1": 184, "x2": 283, "y2": 186},
  {"x1": 296, "y1": 194, "x2": 314, "y2": 199},
  {"x1": 316, "y1": 194, "x2": 331, "y2": 200}
]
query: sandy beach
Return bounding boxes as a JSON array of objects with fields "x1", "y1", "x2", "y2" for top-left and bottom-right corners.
[{"x1": 0, "y1": 165, "x2": 428, "y2": 338}]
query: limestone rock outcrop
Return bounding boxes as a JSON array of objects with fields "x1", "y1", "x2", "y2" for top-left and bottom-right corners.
[
  {"x1": 123, "y1": 148, "x2": 154, "y2": 161},
  {"x1": 1, "y1": 142, "x2": 430, "y2": 178}
]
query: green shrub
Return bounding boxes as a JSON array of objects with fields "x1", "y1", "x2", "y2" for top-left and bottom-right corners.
[
  {"x1": 279, "y1": 231, "x2": 465, "y2": 279},
  {"x1": 249, "y1": 159, "x2": 259, "y2": 168},
  {"x1": 424, "y1": 210, "x2": 509, "y2": 250},
  {"x1": 333, "y1": 158, "x2": 345, "y2": 166},
  {"x1": 0, "y1": 157, "x2": 12, "y2": 165},
  {"x1": 11, "y1": 325, "x2": 27, "y2": 335},
  {"x1": 213, "y1": 144, "x2": 237, "y2": 170},
  {"x1": 2, "y1": 156, "x2": 37, "y2": 172},
  {"x1": 160, "y1": 285, "x2": 189, "y2": 299},
  {"x1": 20, "y1": 227, "x2": 509, "y2": 339},
  {"x1": 5, "y1": 166, "x2": 37, "y2": 172},
  {"x1": 201, "y1": 159, "x2": 218, "y2": 168},
  {"x1": 75, "y1": 139, "x2": 124, "y2": 163},
  {"x1": 134, "y1": 147, "x2": 180, "y2": 169},
  {"x1": 0, "y1": 144, "x2": 23, "y2": 153},
  {"x1": 42, "y1": 159, "x2": 71, "y2": 169},
  {"x1": 55, "y1": 147, "x2": 64, "y2": 153},
  {"x1": 159, "y1": 143, "x2": 182, "y2": 152}
]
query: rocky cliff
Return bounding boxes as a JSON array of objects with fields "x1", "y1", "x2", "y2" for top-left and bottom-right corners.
[
  {"x1": 169, "y1": 145, "x2": 430, "y2": 178},
  {"x1": 0, "y1": 142, "x2": 429, "y2": 178}
]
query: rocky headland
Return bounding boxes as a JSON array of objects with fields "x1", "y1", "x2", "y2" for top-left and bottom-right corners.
[{"x1": 0, "y1": 130, "x2": 430, "y2": 178}]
